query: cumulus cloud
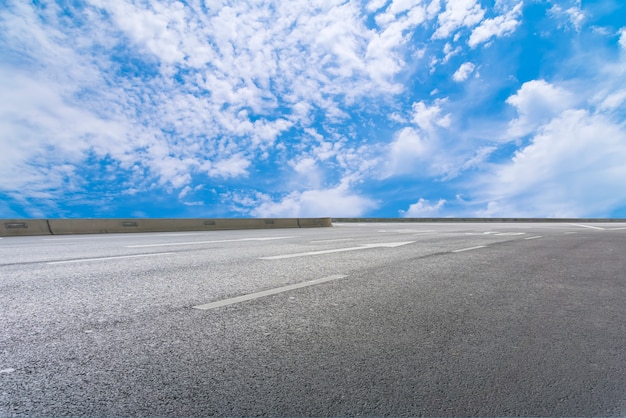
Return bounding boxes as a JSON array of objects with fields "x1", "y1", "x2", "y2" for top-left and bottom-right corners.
[
  {"x1": 619, "y1": 27, "x2": 626, "y2": 49},
  {"x1": 452, "y1": 62, "x2": 475, "y2": 81},
  {"x1": 412, "y1": 100, "x2": 452, "y2": 131},
  {"x1": 386, "y1": 127, "x2": 429, "y2": 176},
  {"x1": 468, "y1": 2, "x2": 522, "y2": 47},
  {"x1": 251, "y1": 187, "x2": 378, "y2": 217},
  {"x1": 207, "y1": 154, "x2": 251, "y2": 179},
  {"x1": 477, "y1": 110, "x2": 626, "y2": 217},
  {"x1": 432, "y1": 0, "x2": 485, "y2": 39},
  {"x1": 384, "y1": 99, "x2": 460, "y2": 178},
  {"x1": 399, "y1": 198, "x2": 446, "y2": 217},
  {"x1": 506, "y1": 80, "x2": 576, "y2": 138}
]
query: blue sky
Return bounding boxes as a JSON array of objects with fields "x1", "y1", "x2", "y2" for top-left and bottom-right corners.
[{"x1": 1, "y1": 0, "x2": 625, "y2": 219}]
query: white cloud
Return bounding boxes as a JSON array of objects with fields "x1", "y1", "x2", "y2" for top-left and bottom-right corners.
[
  {"x1": 476, "y1": 109, "x2": 626, "y2": 217},
  {"x1": 88, "y1": 0, "x2": 187, "y2": 64},
  {"x1": 207, "y1": 155, "x2": 251, "y2": 179},
  {"x1": 599, "y1": 89, "x2": 626, "y2": 111},
  {"x1": 506, "y1": 80, "x2": 576, "y2": 138},
  {"x1": 384, "y1": 99, "x2": 457, "y2": 178},
  {"x1": 468, "y1": 2, "x2": 522, "y2": 48},
  {"x1": 549, "y1": 3, "x2": 585, "y2": 31},
  {"x1": 386, "y1": 127, "x2": 429, "y2": 176},
  {"x1": 432, "y1": 0, "x2": 485, "y2": 39},
  {"x1": 366, "y1": 0, "x2": 389, "y2": 13},
  {"x1": 440, "y1": 146, "x2": 496, "y2": 181},
  {"x1": 442, "y1": 42, "x2": 461, "y2": 63},
  {"x1": 3, "y1": 0, "x2": 422, "y2": 209},
  {"x1": 412, "y1": 100, "x2": 451, "y2": 131},
  {"x1": 289, "y1": 157, "x2": 323, "y2": 188},
  {"x1": 251, "y1": 187, "x2": 378, "y2": 217},
  {"x1": 452, "y1": 61, "x2": 475, "y2": 81},
  {"x1": 619, "y1": 27, "x2": 626, "y2": 50},
  {"x1": 400, "y1": 198, "x2": 446, "y2": 217}
]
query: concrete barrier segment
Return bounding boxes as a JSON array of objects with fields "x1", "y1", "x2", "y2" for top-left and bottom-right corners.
[
  {"x1": 0, "y1": 219, "x2": 52, "y2": 236},
  {"x1": 1, "y1": 217, "x2": 329, "y2": 236},
  {"x1": 46, "y1": 218, "x2": 305, "y2": 235},
  {"x1": 298, "y1": 217, "x2": 333, "y2": 227}
]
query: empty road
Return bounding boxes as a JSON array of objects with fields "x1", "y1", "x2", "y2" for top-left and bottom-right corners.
[{"x1": 1, "y1": 222, "x2": 625, "y2": 416}]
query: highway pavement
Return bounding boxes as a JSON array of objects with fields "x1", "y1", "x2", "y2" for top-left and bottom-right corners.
[{"x1": 1, "y1": 222, "x2": 625, "y2": 416}]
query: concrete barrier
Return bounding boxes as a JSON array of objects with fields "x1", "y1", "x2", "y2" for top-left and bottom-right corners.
[
  {"x1": 1, "y1": 218, "x2": 334, "y2": 236},
  {"x1": 46, "y1": 218, "x2": 305, "y2": 234},
  {"x1": 0, "y1": 219, "x2": 52, "y2": 236},
  {"x1": 298, "y1": 217, "x2": 333, "y2": 227}
]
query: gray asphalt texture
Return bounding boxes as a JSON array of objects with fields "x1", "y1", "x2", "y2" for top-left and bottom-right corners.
[{"x1": 1, "y1": 222, "x2": 625, "y2": 416}]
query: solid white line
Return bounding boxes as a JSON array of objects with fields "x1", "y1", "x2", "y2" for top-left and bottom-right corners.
[
  {"x1": 126, "y1": 236, "x2": 295, "y2": 248},
  {"x1": 524, "y1": 236, "x2": 542, "y2": 240},
  {"x1": 46, "y1": 252, "x2": 175, "y2": 265},
  {"x1": 569, "y1": 223, "x2": 605, "y2": 230},
  {"x1": 259, "y1": 241, "x2": 415, "y2": 260},
  {"x1": 193, "y1": 274, "x2": 349, "y2": 310},
  {"x1": 451, "y1": 245, "x2": 487, "y2": 253}
]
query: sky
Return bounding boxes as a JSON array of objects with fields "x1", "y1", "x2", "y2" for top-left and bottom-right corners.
[{"x1": 1, "y1": 0, "x2": 625, "y2": 219}]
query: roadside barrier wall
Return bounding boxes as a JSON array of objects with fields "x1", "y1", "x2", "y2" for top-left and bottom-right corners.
[
  {"x1": 1, "y1": 219, "x2": 52, "y2": 236},
  {"x1": 0, "y1": 218, "x2": 332, "y2": 236}
]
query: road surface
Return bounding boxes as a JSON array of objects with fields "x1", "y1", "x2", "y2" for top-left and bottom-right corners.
[{"x1": 1, "y1": 222, "x2": 625, "y2": 416}]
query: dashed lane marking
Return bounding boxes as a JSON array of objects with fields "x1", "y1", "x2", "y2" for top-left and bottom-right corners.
[
  {"x1": 126, "y1": 236, "x2": 295, "y2": 248},
  {"x1": 193, "y1": 274, "x2": 349, "y2": 310},
  {"x1": 46, "y1": 252, "x2": 175, "y2": 265},
  {"x1": 258, "y1": 241, "x2": 415, "y2": 260},
  {"x1": 451, "y1": 245, "x2": 487, "y2": 253},
  {"x1": 524, "y1": 236, "x2": 542, "y2": 240},
  {"x1": 569, "y1": 223, "x2": 605, "y2": 230},
  {"x1": 310, "y1": 238, "x2": 354, "y2": 243}
]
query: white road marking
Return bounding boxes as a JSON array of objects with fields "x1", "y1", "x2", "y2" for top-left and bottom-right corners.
[
  {"x1": 452, "y1": 245, "x2": 487, "y2": 253},
  {"x1": 569, "y1": 223, "x2": 605, "y2": 230},
  {"x1": 0, "y1": 368, "x2": 15, "y2": 374},
  {"x1": 524, "y1": 236, "x2": 542, "y2": 240},
  {"x1": 126, "y1": 236, "x2": 295, "y2": 248},
  {"x1": 151, "y1": 233, "x2": 208, "y2": 237},
  {"x1": 258, "y1": 241, "x2": 415, "y2": 260},
  {"x1": 495, "y1": 232, "x2": 526, "y2": 236},
  {"x1": 43, "y1": 235, "x2": 134, "y2": 241},
  {"x1": 43, "y1": 232, "x2": 209, "y2": 241},
  {"x1": 46, "y1": 252, "x2": 175, "y2": 265},
  {"x1": 310, "y1": 238, "x2": 354, "y2": 243},
  {"x1": 378, "y1": 229, "x2": 435, "y2": 234},
  {"x1": 193, "y1": 274, "x2": 349, "y2": 310}
]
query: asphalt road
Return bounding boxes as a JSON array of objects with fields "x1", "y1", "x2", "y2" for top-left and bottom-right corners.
[{"x1": 1, "y1": 222, "x2": 625, "y2": 416}]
